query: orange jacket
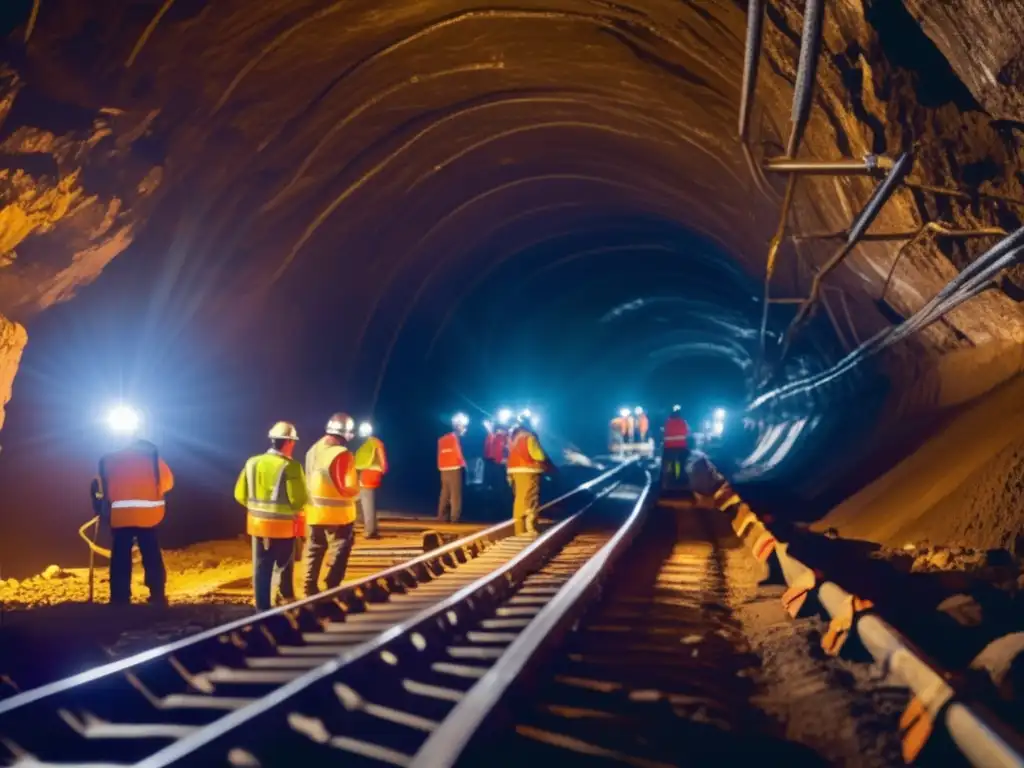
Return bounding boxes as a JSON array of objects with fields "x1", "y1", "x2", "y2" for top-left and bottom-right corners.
[
  {"x1": 356, "y1": 436, "x2": 388, "y2": 489},
  {"x1": 437, "y1": 432, "x2": 466, "y2": 470},
  {"x1": 664, "y1": 416, "x2": 690, "y2": 448},
  {"x1": 507, "y1": 430, "x2": 550, "y2": 473},
  {"x1": 96, "y1": 441, "x2": 174, "y2": 529},
  {"x1": 638, "y1": 413, "x2": 650, "y2": 438},
  {"x1": 610, "y1": 417, "x2": 627, "y2": 436},
  {"x1": 484, "y1": 429, "x2": 509, "y2": 463}
]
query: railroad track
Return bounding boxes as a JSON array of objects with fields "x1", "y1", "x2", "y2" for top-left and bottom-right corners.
[
  {"x1": 0, "y1": 460, "x2": 636, "y2": 766},
  {"x1": 453, "y1": 500, "x2": 825, "y2": 767}
]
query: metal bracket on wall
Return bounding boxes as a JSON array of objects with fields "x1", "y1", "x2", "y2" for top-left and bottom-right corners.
[{"x1": 879, "y1": 222, "x2": 1007, "y2": 302}]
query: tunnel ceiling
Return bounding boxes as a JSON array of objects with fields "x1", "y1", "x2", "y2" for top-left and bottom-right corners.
[{"x1": 1, "y1": 0, "x2": 1024, "y2": 418}]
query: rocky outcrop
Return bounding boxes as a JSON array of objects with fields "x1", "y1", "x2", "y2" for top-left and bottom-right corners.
[
  {"x1": 0, "y1": 64, "x2": 164, "y2": 426},
  {"x1": 903, "y1": 0, "x2": 1024, "y2": 124}
]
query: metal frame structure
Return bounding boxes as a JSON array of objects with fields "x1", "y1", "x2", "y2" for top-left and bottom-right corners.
[{"x1": 739, "y1": 1, "x2": 1024, "y2": 390}]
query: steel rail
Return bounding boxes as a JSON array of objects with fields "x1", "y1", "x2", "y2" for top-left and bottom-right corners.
[
  {"x1": 0, "y1": 461, "x2": 634, "y2": 764},
  {"x1": 136, "y1": 467, "x2": 643, "y2": 766},
  {"x1": 410, "y1": 469, "x2": 653, "y2": 767}
]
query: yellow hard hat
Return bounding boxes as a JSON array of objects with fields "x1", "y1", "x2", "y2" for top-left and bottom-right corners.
[{"x1": 268, "y1": 421, "x2": 299, "y2": 441}]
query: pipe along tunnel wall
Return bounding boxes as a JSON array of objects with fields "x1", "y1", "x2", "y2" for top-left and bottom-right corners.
[{"x1": 0, "y1": 0, "x2": 1022, "y2": 571}]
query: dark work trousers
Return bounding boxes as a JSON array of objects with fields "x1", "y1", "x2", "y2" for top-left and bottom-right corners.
[
  {"x1": 110, "y1": 526, "x2": 166, "y2": 604},
  {"x1": 252, "y1": 536, "x2": 297, "y2": 611},
  {"x1": 359, "y1": 488, "x2": 379, "y2": 538},
  {"x1": 437, "y1": 468, "x2": 463, "y2": 522},
  {"x1": 483, "y1": 459, "x2": 503, "y2": 491},
  {"x1": 301, "y1": 524, "x2": 355, "y2": 597}
]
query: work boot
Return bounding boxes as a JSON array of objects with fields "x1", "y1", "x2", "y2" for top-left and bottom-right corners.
[{"x1": 147, "y1": 594, "x2": 168, "y2": 607}]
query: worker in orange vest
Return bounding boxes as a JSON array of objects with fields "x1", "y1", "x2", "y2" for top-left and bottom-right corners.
[
  {"x1": 301, "y1": 413, "x2": 362, "y2": 596},
  {"x1": 482, "y1": 415, "x2": 510, "y2": 491},
  {"x1": 354, "y1": 420, "x2": 388, "y2": 539},
  {"x1": 93, "y1": 433, "x2": 175, "y2": 605},
  {"x1": 662, "y1": 405, "x2": 692, "y2": 485},
  {"x1": 507, "y1": 414, "x2": 555, "y2": 535},
  {"x1": 234, "y1": 421, "x2": 308, "y2": 610},
  {"x1": 636, "y1": 407, "x2": 650, "y2": 442},
  {"x1": 437, "y1": 412, "x2": 469, "y2": 522},
  {"x1": 610, "y1": 409, "x2": 628, "y2": 452}
]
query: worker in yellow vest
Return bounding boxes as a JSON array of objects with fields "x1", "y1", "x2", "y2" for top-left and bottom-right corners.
[
  {"x1": 94, "y1": 435, "x2": 174, "y2": 605},
  {"x1": 234, "y1": 421, "x2": 308, "y2": 611},
  {"x1": 301, "y1": 412, "x2": 361, "y2": 596},
  {"x1": 354, "y1": 421, "x2": 388, "y2": 539}
]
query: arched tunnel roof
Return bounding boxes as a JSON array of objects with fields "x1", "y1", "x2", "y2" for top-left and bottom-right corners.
[{"x1": 0, "y1": 0, "x2": 1023, "y2": 422}]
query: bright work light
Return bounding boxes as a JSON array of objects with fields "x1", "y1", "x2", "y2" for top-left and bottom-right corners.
[
  {"x1": 497, "y1": 408, "x2": 512, "y2": 425},
  {"x1": 105, "y1": 404, "x2": 141, "y2": 435},
  {"x1": 358, "y1": 421, "x2": 373, "y2": 438}
]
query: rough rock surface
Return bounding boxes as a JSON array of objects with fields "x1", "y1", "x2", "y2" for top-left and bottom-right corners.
[
  {"x1": 0, "y1": 0, "x2": 1021, "y2": 418},
  {"x1": 818, "y1": 372, "x2": 1024, "y2": 552}
]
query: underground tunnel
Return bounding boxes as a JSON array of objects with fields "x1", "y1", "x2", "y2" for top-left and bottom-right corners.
[
  {"x1": 0, "y1": 0, "x2": 1021, "y2": 585},
  {"x1": 0, "y1": 3, "x2": 1023, "y2": 765}
]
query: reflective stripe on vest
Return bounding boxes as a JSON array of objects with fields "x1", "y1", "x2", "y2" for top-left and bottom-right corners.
[
  {"x1": 438, "y1": 433, "x2": 464, "y2": 470},
  {"x1": 507, "y1": 432, "x2": 544, "y2": 473},
  {"x1": 305, "y1": 438, "x2": 356, "y2": 526},
  {"x1": 246, "y1": 454, "x2": 293, "y2": 517},
  {"x1": 100, "y1": 443, "x2": 167, "y2": 529},
  {"x1": 664, "y1": 418, "x2": 689, "y2": 447},
  {"x1": 111, "y1": 499, "x2": 165, "y2": 509}
]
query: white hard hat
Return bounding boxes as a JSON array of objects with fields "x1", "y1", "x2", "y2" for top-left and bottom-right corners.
[
  {"x1": 326, "y1": 412, "x2": 355, "y2": 437},
  {"x1": 452, "y1": 412, "x2": 469, "y2": 428},
  {"x1": 268, "y1": 421, "x2": 299, "y2": 441}
]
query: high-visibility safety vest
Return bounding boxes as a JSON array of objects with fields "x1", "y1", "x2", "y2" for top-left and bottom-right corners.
[
  {"x1": 96, "y1": 441, "x2": 174, "y2": 529},
  {"x1": 305, "y1": 436, "x2": 359, "y2": 525},
  {"x1": 236, "y1": 450, "x2": 307, "y2": 538},
  {"x1": 664, "y1": 416, "x2": 690, "y2": 449},
  {"x1": 484, "y1": 430, "x2": 508, "y2": 463},
  {"x1": 437, "y1": 432, "x2": 466, "y2": 471},
  {"x1": 638, "y1": 413, "x2": 650, "y2": 439},
  {"x1": 507, "y1": 430, "x2": 547, "y2": 473},
  {"x1": 610, "y1": 417, "x2": 627, "y2": 436},
  {"x1": 354, "y1": 436, "x2": 388, "y2": 489}
]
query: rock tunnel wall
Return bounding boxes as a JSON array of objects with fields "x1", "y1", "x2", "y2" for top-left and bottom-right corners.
[{"x1": 0, "y1": 0, "x2": 1022, "y2": 438}]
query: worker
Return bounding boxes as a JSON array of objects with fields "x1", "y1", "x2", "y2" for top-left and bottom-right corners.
[
  {"x1": 302, "y1": 412, "x2": 361, "y2": 596},
  {"x1": 483, "y1": 416, "x2": 510, "y2": 491},
  {"x1": 507, "y1": 414, "x2": 555, "y2": 535},
  {"x1": 93, "y1": 434, "x2": 174, "y2": 605},
  {"x1": 663, "y1": 405, "x2": 692, "y2": 486},
  {"x1": 354, "y1": 420, "x2": 388, "y2": 540},
  {"x1": 437, "y1": 412, "x2": 468, "y2": 522},
  {"x1": 234, "y1": 421, "x2": 307, "y2": 611},
  {"x1": 610, "y1": 409, "x2": 628, "y2": 453},
  {"x1": 636, "y1": 406, "x2": 649, "y2": 442},
  {"x1": 626, "y1": 409, "x2": 636, "y2": 444}
]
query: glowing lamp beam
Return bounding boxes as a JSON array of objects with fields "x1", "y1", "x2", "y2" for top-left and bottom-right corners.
[{"x1": 106, "y1": 405, "x2": 141, "y2": 435}]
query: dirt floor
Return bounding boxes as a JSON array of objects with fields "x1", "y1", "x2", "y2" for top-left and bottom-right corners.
[
  {"x1": 487, "y1": 500, "x2": 906, "y2": 766},
  {"x1": 817, "y1": 373, "x2": 1024, "y2": 554},
  {"x1": 0, "y1": 516, "x2": 486, "y2": 694},
  {"x1": 679, "y1": 501, "x2": 906, "y2": 765}
]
